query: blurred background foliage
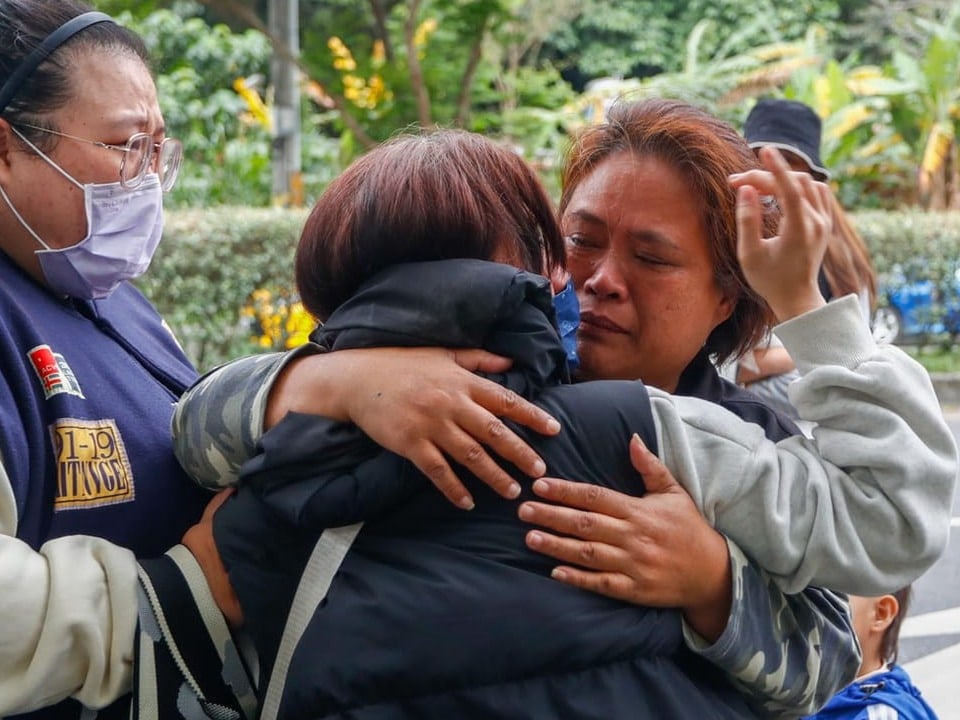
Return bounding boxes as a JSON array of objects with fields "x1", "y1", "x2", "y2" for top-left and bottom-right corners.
[
  {"x1": 138, "y1": 207, "x2": 960, "y2": 370},
  {"x1": 134, "y1": 207, "x2": 308, "y2": 368},
  {"x1": 93, "y1": 0, "x2": 960, "y2": 211},
  {"x1": 85, "y1": 0, "x2": 960, "y2": 365}
]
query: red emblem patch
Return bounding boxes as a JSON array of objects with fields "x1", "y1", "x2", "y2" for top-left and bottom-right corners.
[{"x1": 28, "y1": 344, "x2": 84, "y2": 400}]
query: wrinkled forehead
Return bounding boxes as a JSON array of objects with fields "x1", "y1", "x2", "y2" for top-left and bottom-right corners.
[{"x1": 59, "y1": 49, "x2": 161, "y2": 130}]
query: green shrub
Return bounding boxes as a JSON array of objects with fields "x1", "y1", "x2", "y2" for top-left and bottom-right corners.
[
  {"x1": 136, "y1": 206, "x2": 308, "y2": 371},
  {"x1": 139, "y1": 208, "x2": 960, "y2": 373},
  {"x1": 853, "y1": 210, "x2": 960, "y2": 350},
  {"x1": 852, "y1": 210, "x2": 960, "y2": 285}
]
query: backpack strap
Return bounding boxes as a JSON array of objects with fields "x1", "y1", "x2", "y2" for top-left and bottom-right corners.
[{"x1": 258, "y1": 523, "x2": 364, "y2": 720}]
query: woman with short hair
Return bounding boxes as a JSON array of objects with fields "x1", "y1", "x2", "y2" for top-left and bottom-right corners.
[{"x1": 174, "y1": 126, "x2": 955, "y2": 718}]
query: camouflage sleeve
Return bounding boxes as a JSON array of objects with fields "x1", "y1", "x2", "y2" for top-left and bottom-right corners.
[
  {"x1": 171, "y1": 344, "x2": 323, "y2": 488},
  {"x1": 683, "y1": 538, "x2": 859, "y2": 718}
]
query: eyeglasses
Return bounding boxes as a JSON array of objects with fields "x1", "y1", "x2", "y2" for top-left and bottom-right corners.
[{"x1": 14, "y1": 123, "x2": 183, "y2": 192}]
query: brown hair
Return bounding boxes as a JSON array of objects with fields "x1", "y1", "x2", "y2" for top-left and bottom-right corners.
[
  {"x1": 882, "y1": 586, "x2": 912, "y2": 665},
  {"x1": 559, "y1": 97, "x2": 777, "y2": 364},
  {"x1": 295, "y1": 129, "x2": 564, "y2": 321},
  {"x1": 823, "y1": 191, "x2": 878, "y2": 309}
]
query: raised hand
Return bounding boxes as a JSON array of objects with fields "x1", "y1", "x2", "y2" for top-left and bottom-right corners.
[{"x1": 728, "y1": 146, "x2": 833, "y2": 322}]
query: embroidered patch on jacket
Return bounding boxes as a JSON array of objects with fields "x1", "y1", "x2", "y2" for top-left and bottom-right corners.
[
  {"x1": 28, "y1": 344, "x2": 85, "y2": 400},
  {"x1": 50, "y1": 418, "x2": 136, "y2": 510}
]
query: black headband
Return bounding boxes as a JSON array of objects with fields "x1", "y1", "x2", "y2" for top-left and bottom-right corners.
[{"x1": 0, "y1": 11, "x2": 115, "y2": 115}]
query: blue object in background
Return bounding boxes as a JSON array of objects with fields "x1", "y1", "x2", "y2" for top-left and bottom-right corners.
[{"x1": 872, "y1": 266, "x2": 960, "y2": 343}]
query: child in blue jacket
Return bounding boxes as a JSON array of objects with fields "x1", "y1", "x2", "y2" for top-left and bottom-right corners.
[{"x1": 806, "y1": 587, "x2": 939, "y2": 719}]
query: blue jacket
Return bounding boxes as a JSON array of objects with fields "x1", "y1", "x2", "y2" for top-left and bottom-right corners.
[
  {"x1": 804, "y1": 665, "x2": 939, "y2": 719},
  {"x1": 215, "y1": 260, "x2": 758, "y2": 719},
  {"x1": 0, "y1": 250, "x2": 207, "y2": 720}
]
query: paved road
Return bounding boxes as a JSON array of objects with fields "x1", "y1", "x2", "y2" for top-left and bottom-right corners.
[{"x1": 899, "y1": 406, "x2": 960, "y2": 718}]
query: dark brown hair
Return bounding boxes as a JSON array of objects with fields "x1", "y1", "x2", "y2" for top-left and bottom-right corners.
[
  {"x1": 882, "y1": 585, "x2": 912, "y2": 665},
  {"x1": 296, "y1": 129, "x2": 565, "y2": 321},
  {"x1": 559, "y1": 97, "x2": 777, "y2": 364},
  {"x1": 0, "y1": 0, "x2": 150, "y2": 149}
]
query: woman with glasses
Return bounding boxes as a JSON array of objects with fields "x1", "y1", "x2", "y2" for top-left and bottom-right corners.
[
  {"x1": 0, "y1": 3, "x2": 558, "y2": 718},
  {"x1": 0, "y1": 2, "x2": 213, "y2": 717}
]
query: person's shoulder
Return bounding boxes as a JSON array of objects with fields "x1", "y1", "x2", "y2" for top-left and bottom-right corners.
[
  {"x1": 542, "y1": 379, "x2": 651, "y2": 428},
  {"x1": 853, "y1": 666, "x2": 939, "y2": 720},
  {"x1": 675, "y1": 351, "x2": 801, "y2": 440}
]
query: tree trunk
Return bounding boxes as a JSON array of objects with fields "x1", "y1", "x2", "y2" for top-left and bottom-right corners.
[
  {"x1": 948, "y1": 142, "x2": 959, "y2": 210},
  {"x1": 404, "y1": 0, "x2": 432, "y2": 128},
  {"x1": 368, "y1": 0, "x2": 395, "y2": 61},
  {"x1": 455, "y1": 22, "x2": 488, "y2": 128}
]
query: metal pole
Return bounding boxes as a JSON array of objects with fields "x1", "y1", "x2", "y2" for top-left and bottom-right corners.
[{"x1": 269, "y1": 0, "x2": 302, "y2": 207}]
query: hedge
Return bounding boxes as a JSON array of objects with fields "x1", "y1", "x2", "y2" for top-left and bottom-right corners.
[
  {"x1": 853, "y1": 210, "x2": 960, "y2": 285},
  {"x1": 135, "y1": 207, "x2": 308, "y2": 371},
  {"x1": 137, "y1": 207, "x2": 960, "y2": 372}
]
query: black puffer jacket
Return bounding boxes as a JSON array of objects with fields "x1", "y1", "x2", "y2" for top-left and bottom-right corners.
[{"x1": 214, "y1": 259, "x2": 755, "y2": 719}]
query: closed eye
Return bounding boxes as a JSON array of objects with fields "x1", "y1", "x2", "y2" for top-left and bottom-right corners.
[
  {"x1": 565, "y1": 234, "x2": 601, "y2": 250},
  {"x1": 634, "y1": 253, "x2": 671, "y2": 265}
]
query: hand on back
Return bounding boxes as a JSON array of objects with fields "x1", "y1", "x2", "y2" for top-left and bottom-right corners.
[{"x1": 270, "y1": 347, "x2": 561, "y2": 510}]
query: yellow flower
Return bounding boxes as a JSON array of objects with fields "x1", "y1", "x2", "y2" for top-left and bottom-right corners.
[
  {"x1": 232, "y1": 76, "x2": 272, "y2": 130},
  {"x1": 372, "y1": 39, "x2": 386, "y2": 68},
  {"x1": 368, "y1": 74, "x2": 387, "y2": 102},
  {"x1": 245, "y1": 290, "x2": 315, "y2": 350},
  {"x1": 414, "y1": 18, "x2": 438, "y2": 48},
  {"x1": 329, "y1": 36, "x2": 357, "y2": 71}
]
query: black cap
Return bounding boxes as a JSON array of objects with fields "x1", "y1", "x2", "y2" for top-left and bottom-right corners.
[{"x1": 743, "y1": 98, "x2": 830, "y2": 181}]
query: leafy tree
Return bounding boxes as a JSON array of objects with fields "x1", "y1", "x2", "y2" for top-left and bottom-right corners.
[
  {"x1": 92, "y1": 0, "x2": 960, "y2": 213},
  {"x1": 94, "y1": 0, "x2": 343, "y2": 207},
  {"x1": 784, "y1": 59, "x2": 916, "y2": 208},
  {"x1": 196, "y1": 0, "x2": 578, "y2": 168},
  {"x1": 887, "y1": 7, "x2": 960, "y2": 209},
  {"x1": 93, "y1": 0, "x2": 168, "y2": 18},
  {"x1": 781, "y1": 3, "x2": 960, "y2": 209},
  {"x1": 540, "y1": 0, "x2": 845, "y2": 88},
  {"x1": 844, "y1": 0, "x2": 955, "y2": 64},
  {"x1": 129, "y1": 4, "x2": 276, "y2": 206},
  {"x1": 566, "y1": 20, "x2": 823, "y2": 128}
]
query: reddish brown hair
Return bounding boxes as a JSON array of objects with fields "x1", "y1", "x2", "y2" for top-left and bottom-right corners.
[
  {"x1": 559, "y1": 97, "x2": 778, "y2": 364},
  {"x1": 296, "y1": 129, "x2": 564, "y2": 321},
  {"x1": 821, "y1": 183, "x2": 878, "y2": 310}
]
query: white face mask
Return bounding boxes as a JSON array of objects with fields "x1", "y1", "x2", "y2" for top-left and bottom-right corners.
[{"x1": 0, "y1": 127, "x2": 164, "y2": 299}]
